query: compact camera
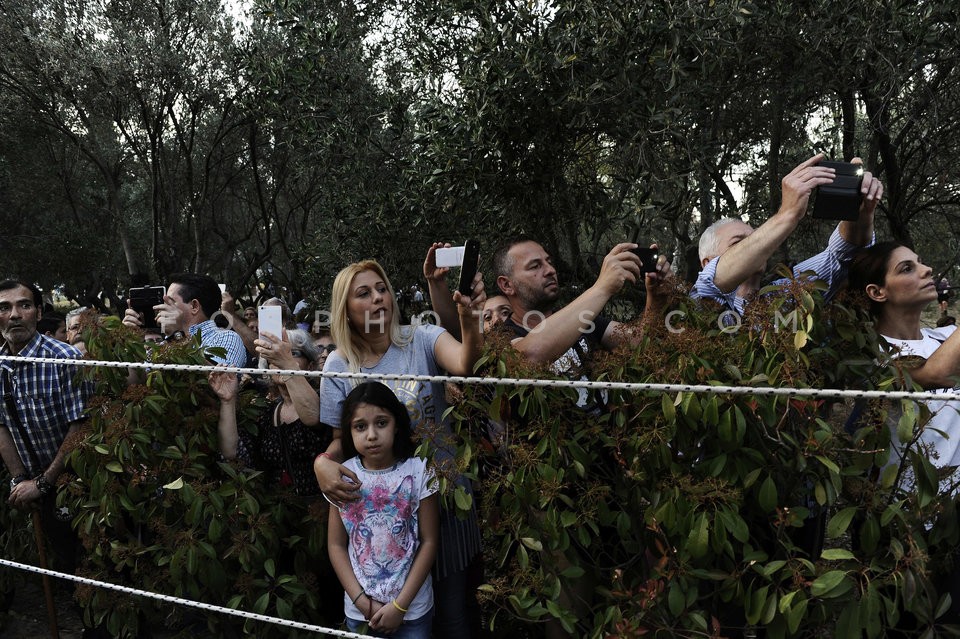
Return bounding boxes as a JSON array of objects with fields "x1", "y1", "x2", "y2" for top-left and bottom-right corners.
[
  {"x1": 811, "y1": 160, "x2": 864, "y2": 221},
  {"x1": 128, "y1": 286, "x2": 165, "y2": 330},
  {"x1": 630, "y1": 247, "x2": 659, "y2": 273}
]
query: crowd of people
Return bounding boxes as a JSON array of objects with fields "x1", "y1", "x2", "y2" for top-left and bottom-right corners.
[{"x1": 3, "y1": 152, "x2": 960, "y2": 637}]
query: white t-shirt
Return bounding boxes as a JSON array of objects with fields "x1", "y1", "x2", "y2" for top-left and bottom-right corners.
[
  {"x1": 882, "y1": 325, "x2": 960, "y2": 472},
  {"x1": 332, "y1": 456, "x2": 437, "y2": 621}
]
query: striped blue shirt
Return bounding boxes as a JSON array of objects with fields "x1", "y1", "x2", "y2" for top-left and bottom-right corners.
[
  {"x1": 0, "y1": 332, "x2": 91, "y2": 475},
  {"x1": 189, "y1": 319, "x2": 247, "y2": 367},
  {"x1": 690, "y1": 225, "x2": 873, "y2": 315}
]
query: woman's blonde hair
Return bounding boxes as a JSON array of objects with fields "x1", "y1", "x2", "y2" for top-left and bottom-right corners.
[{"x1": 329, "y1": 260, "x2": 410, "y2": 372}]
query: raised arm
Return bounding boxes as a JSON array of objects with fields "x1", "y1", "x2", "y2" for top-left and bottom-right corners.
[
  {"x1": 713, "y1": 154, "x2": 834, "y2": 293},
  {"x1": 838, "y1": 157, "x2": 883, "y2": 248},
  {"x1": 433, "y1": 272, "x2": 486, "y2": 375},
  {"x1": 512, "y1": 243, "x2": 641, "y2": 363},
  {"x1": 256, "y1": 332, "x2": 320, "y2": 426},
  {"x1": 209, "y1": 369, "x2": 241, "y2": 459},
  {"x1": 423, "y1": 242, "x2": 462, "y2": 340},
  {"x1": 221, "y1": 291, "x2": 257, "y2": 356},
  {"x1": 602, "y1": 248, "x2": 674, "y2": 350}
]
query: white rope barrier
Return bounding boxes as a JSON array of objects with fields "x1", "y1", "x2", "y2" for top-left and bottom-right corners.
[
  {"x1": 0, "y1": 349, "x2": 952, "y2": 633},
  {"x1": 0, "y1": 557, "x2": 368, "y2": 638},
  {"x1": 1, "y1": 353, "x2": 957, "y2": 402}
]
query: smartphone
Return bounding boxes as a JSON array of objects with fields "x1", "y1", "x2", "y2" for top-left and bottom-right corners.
[
  {"x1": 457, "y1": 239, "x2": 481, "y2": 296},
  {"x1": 812, "y1": 160, "x2": 864, "y2": 221},
  {"x1": 258, "y1": 305, "x2": 283, "y2": 340},
  {"x1": 435, "y1": 246, "x2": 465, "y2": 268},
  {"x1": 630, "y1": 247, "x2": 660, "y2": 273},
  {"x1": 128, "y1": 286, "x2": 165, "y2": 330}
]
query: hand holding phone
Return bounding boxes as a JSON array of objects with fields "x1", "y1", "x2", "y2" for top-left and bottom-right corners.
[
  {"x1": 128, "y1": 286, "x2": 166, "y2": 330},
  {"x1": 435, "y1": 246, "x2": 465, "y2": 268},
  {"x1": 811, "y1": 160, "x2": 864, "y2": 220},
  {"x1": 457, "y1": 239, "x2": 481, "y2": 297},
  {"x1": 630, "y1": 247, "x2": 660, "y2": 273}
]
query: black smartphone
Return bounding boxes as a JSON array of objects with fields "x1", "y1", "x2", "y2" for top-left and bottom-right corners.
[
  {"x1": 812, "y1": 160, "x2": 864, "y2": 221},
  {"x1": 457, "y1": 239, "x2": 480, "y2": 296},
  {"x1": 129, "y1": 286, "x2": 165, "y2": 330},
  {"x1": 630, "y1": 247, "x2": 659, "y2": 273}
]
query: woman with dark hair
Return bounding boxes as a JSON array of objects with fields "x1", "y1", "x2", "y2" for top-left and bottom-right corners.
[
  {"x1": 314, "y1": 258, "x2": 485, "y2": 637},
  {"x1": 210, "y1": 328, "x2": 329, "y2": 496},
  {"x1": 848, "y1": 240, "x2": 960, "y2": 472}
]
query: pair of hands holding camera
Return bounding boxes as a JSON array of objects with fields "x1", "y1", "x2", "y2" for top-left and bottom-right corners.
[
  {"x1": 121, "y1": 295, "x2": 185, "y2": 336},
  {"x1": 779, "y1": 152, "x2": 883, "y2": 224},
  {"x1": 596, "y1": 243, "x2": 672, "y2": 302}
]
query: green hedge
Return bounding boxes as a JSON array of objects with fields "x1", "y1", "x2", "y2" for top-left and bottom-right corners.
[
  {"x1": 4, "y1": 276, "x2": 954, "y2": 637},
  {"x1": 60, "y1": 318, "x2": 336, "y2": 638},
  {"x1": 443, "y1": 277, "x2": 960, "y2": 637}
]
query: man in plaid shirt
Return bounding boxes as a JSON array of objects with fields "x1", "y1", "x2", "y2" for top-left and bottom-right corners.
[
  {"x1": 122, "y1": 272, "x2": 247, "y2": 367},
  {"x1": 0, "y1": 278, "x2": 91, "y2": 569}
]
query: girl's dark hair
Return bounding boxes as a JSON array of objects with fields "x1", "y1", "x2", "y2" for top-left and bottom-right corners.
[
  {"x1": 339, "y1": 382, "x2": 416, "y2": 461},
  {"x1": 847, "y1": 241, "x2": 908, "y2": 317}
]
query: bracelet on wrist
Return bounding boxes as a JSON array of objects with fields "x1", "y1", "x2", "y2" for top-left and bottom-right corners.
[
  {"x1": 9, "y1": 474, "x2": 27, "y2": 490},
  {"x1": 392, "y1": 599, "x2": 408, "y2": 613},
  {"x1": 351, "y1": 589, "x2": 366, "y2": 605},
  {"x1": 34, "y1": 474, "x2": 53, "y2": 496}
]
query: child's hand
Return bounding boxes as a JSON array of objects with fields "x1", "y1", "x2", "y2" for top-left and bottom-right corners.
[{"x1": 369, "y1": 599, "x2": 404, "y2": 633}]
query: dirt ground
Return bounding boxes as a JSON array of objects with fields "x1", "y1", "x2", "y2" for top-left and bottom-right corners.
[{"x1": 0, "y1": 573, "x2": 85, "y2": 639}]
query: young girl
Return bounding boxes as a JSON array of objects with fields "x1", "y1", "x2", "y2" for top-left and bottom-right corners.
[{"x1": 327, "y1": 382, "x2": 439, "y2": 638}]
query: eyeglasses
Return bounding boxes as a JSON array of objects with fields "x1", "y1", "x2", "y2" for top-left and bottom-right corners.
[{"x1": 318, "y1": 344, "x2": 336, "y2": 353}]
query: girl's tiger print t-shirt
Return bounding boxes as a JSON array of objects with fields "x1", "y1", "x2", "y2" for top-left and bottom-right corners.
[{"x1": 336, "y1": 455, "x2": 437, "y2": 621}]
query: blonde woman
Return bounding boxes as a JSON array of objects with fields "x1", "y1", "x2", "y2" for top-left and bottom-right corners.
[{"x1": 314, "y1": 259, "x2": 485, "y2": 637}]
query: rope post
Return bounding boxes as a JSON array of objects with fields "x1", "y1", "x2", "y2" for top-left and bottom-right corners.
[{"x1": 31, "y1": 510, "x2": 60, "y2": 639}]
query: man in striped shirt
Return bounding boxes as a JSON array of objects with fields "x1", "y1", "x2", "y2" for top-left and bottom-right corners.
[{"x1": 691, "y1": 153, "x2": 884, "y2": 315}]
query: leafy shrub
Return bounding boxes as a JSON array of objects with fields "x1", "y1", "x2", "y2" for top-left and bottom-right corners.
[
  {"x1": 61, "y1": 318, "x2": 337, "y2": 638},
  {"x1": 448, "y1": 277, "x2": 960, "y2": 637},
  {"x1": 0, "y1": 470, "x2": 37, "y2": 613},
  {"x1": 29, "y1": 278, "x2": 960, "y2": 637}
]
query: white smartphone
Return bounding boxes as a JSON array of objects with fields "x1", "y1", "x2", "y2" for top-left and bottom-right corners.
[
  {"x1": 218, "y1": 283, "x2": 227, "y2": 294},
  {"x1": 435, "y1": 246, "x2": 465, "y2": 268},
  {"x1": 258, "y1": 305, "x2": 283, "y2": 339}
]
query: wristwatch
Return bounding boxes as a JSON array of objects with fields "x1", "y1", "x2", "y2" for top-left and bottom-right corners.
[
  {"x1": 34, "y1": 474, "x2": 53, "y2": 496},
  {"x1": 9, "y1": 474, "x2": 26, "y2": 490}
]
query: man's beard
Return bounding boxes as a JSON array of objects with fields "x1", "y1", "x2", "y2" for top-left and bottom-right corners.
[{"x1": 515, "y1": 281, "x2": 558, "y2": 314}]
